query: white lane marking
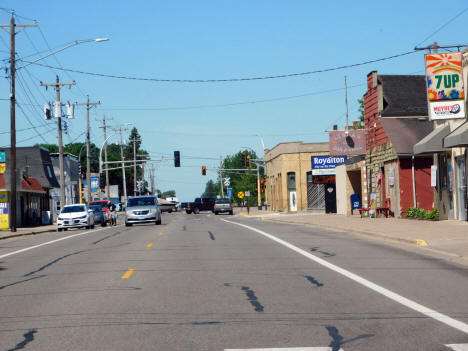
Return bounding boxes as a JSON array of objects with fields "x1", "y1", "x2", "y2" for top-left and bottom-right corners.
[
  {"x1": 226, "y1": 348, "x2": 342, "y2": 351},
  {"x1": 0, "y1": 226, "x2": 118, "y2": 259},
  {"x1": 446, "y1": 345, "x2": 468, "y2": 351},
  {"x1": 222, "y1": 219, "x2": 468, "y2": 335}
]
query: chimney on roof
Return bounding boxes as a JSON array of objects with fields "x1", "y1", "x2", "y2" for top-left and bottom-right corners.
[{"x1": 333, "y1": 124, "x2": 338, "y2": 130}]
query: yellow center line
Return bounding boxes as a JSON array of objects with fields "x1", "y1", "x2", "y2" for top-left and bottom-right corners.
[
  {"x1": 121, "y1": 269, "x2": 134, "y2": 279},
  {"x1": 159, "y1": 231, "x2": 163, "y2": 236},
  {"x1": 147, "y1": 243, "x2": 153, "y2": 248}
]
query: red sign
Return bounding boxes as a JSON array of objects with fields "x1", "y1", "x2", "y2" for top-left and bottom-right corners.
[{"x1": 329, "y1": 130, "x2": 366, "y2": 156}]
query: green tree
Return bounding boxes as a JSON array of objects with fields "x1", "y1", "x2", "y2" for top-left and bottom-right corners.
[
  {"x1": 357, "y1": 98, "x2": 365, "y2": 128},
  {"x1": 202, "y1": 180, "x2": 218, "y2": 198}
]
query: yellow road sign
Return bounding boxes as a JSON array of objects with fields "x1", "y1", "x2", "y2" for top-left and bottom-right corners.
[{"x1": 237, "y1": 191, "x2": 244, "y2": 199}]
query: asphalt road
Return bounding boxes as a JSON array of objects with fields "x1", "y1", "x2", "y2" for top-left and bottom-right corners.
[{"x1": 0, "y1": 212, "x2": 467, "y2": 350}]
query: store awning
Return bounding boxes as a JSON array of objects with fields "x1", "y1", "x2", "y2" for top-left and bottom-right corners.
[
  {"x1": 413, "y1": 124, "x2": 451, "y2": 154},
  {"x1": 444, "y1": 121, "x2": 468, "y2": 148}
]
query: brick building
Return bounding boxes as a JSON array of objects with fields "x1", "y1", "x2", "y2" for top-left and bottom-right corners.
[{"x1": 363, "y1": 71, "x2": 434, "y2": 216}]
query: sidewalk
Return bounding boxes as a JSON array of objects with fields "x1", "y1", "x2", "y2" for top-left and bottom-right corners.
[{"x1": 238, "y1": 207, "x2": 468, "y2": 265}]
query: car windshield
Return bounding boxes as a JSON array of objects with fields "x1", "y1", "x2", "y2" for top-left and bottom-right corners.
[
  {"x1": 127, "y1": 197, "x2": 156, "y2": 207},
  {"x1": 62, "y1": 205, "x2": 86, "y2": 213},
  {"x1": 215, "y1": 199, "x2": 230, "y2": 204},
  {"x1": 89, "y1": 206, "x2": 102, "y2": 212}
]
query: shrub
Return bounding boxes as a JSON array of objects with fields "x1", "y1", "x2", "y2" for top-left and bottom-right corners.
[
  {"x1": 415, "y1": 208, "x2": 426, "y2": 218},
  {"x1": 425, "y1": 209, "x2": 439, "y2": 220},
  {"x1": 405, "y1": 207, "x2": 417, "y2": 217}
]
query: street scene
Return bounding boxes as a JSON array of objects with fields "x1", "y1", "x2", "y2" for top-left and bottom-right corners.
[{"x1": 0, "y1": 1, "x2": 468, "y2": 350}]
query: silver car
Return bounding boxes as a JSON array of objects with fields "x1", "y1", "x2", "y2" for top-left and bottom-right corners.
[{"x1": 125, "y1": 196, "x2": 162, "y2": 226}]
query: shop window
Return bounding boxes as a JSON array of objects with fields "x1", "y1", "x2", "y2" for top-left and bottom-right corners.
[
  {"x1": 287, "y1": 172, "x2": 296, "y2": 190},
  {"x1": 306, "y1": 171, "x2": 313, "y2": 183}
]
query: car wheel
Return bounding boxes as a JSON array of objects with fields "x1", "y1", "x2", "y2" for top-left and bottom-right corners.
[
  {"x1": 91, "y1": 224, "x2": 95, "y2": 229},
  {"x1": 156, "y1": 218, "x2": 161, "y2": 225},
  {"x1": 125, "y1": 223, "x2": 132, "y2": 227},
  {"x1": 168, "y1": 210, "x2": 172, "y2": 213},
  {"x1": 58, "y1": 228, "x2": 62, "y2": 232},
  {"x1": 186, "y1": 210, "x2": 192, "y2": 214},
  {"x1": 229, "y1": 210, "x2": 233, "y2": 215},
  {"x1": 214, "y1": 212, "x2": 218, "y2": 215},
  {"x1": 193, "y1": 207, "x2": 200, "y2": 214},
  {"x1": 64, "y1": 228, "x2": 68, "y2": 231}
]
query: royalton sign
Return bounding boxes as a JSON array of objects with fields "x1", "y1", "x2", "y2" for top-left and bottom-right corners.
[{"x1": 311, "y1": 155, "x2": 347, "y2": 175}]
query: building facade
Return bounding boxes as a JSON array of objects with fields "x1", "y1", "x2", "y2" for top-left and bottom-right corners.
[
  {"x1": 364, "y1": 72, "x2": 434, "y2": 216},
  {"x1": 264, "y1": 142, "x2": 330, "y2": 212}
]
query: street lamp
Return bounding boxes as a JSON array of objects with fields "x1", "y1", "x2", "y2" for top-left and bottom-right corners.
[{"x1": 17, "y1": 38, "x2": 110, "y2": 70}]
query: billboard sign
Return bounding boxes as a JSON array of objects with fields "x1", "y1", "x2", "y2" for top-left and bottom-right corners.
[
  {"x1": 429, "y1": 100, "x2": 465, "y2": 120},
  {"x1": 311, "y1": 156, "x2": 347, "y2": 175},
  {"x1": 329, "y1": 130, "x2": 366, "y2": 156},
  {"x1": 425, "y1": 53, "x2": 464, "y2": 101},
  {"x1": 0, "y1": 202, "x2": 8, "y2": 229}
]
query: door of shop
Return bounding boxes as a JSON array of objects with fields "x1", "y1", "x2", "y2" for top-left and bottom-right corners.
[
  {"x1": 456, "y1": 156, "x2": 467, "y2": 221},
  {"x1": 325, "y1": 182, "x2": 337, "y2": 213}
]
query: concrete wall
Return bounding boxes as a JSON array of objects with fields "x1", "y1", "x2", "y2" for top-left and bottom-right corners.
[{"x1": 336, "y1": 164, "x2": 347, "y2": 214}]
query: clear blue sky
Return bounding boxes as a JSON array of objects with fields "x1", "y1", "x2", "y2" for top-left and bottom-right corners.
[{"x1": 0, "y1": 1, "x2": 467, "y2": 201}]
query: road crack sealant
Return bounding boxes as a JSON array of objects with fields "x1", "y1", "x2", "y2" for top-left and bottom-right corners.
[{"x1": 222, "y1": 218, "x2": 468, "y2": 335}]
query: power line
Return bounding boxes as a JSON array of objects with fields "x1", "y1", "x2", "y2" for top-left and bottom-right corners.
[
  {"x1": 22, "y1": 50, "x2": 417, "y2": 83},
  {"x1": 103, "y1": 84, "x2": 366, "y2": 111},
  {"x1": 414, "y1": 6, "x2": 468, "y2": 47}
]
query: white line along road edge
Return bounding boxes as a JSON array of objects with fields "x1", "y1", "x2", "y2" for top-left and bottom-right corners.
[
  {"x1": 222, "y1": 219, "x2": 468, "y2": 335},
  {"x1": 0, "y1": 226, "x2": 117, "y2": 260},
  {"x1": 226, "y1": 348, "x2": 343, "y2": 351}
]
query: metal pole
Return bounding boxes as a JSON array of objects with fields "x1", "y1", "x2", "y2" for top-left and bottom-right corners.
[
  {"x1": 119, "y1": 128, "x2": 128, "y2": 203},
  {"x1": 257, "y1": 166, "x2": 261, "y2": 209},
  {"x1": 9, "y1": 16, "x2": 16, "y2": 231},
  {"x1": 133, "y1": 138, "x2": 137, "y2": 196},
  {"x1": 103, "y1": 119, "x2": 110, "y2": 199},
  {"x1": 85, "y1": 95, "x2": 91, "y2": 203}
]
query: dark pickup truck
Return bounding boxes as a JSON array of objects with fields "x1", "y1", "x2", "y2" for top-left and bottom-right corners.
[{"x1": 185, "y1": 197, "x2": 216, "y2": 214}]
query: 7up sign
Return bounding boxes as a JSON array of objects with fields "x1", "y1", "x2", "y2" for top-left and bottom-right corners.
[{"x1": 425, "y1": 53, "x2": 465, "y2": 120}]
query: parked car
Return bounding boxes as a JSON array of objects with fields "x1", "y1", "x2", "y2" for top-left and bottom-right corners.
[
  {"x1": 89, "y1": 205, "x2": 109, "y2": 226},
  {"x1": 158, "y1": 198, "x2": 175, "y2": 213},
  {"x1": 186, "y1": 197, "x2": 216, "y2": 214},
  {"x1": 125, "y1": 195, "x2": 162, "y2": 226},
  {"x1": 180, "y1": 202, "x2": 189, "y2": 211},
  {"x1": 89, "y1": 200, "x2": 112, "y2": 223},
  {"x1": 57, "y1": 204, "x2": 95, "y2": 231},
  {"x1": 213, "y1": 198, "x2": 233, "y2": 215}
]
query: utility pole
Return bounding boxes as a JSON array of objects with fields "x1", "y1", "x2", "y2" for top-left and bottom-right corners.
[
  {"x1": 113, "y1": 125, "x2": 130, "y2": 204},
  {"x1": 76, "y1": 96, "x2": 100, "y2": 202},
  {"x1": 345, "y1": 76, "x2": 349, "y2": 132},
  {"x1": 130, "y1": 137, "x2": 140, "y2": 196},
  {"x1": 97, "y1": 115, "x2": 113, "y2": 199},
  {"x1": 149, "y1": 164, "x2": 155, "y2": 195},
  {"x1": 0, "y1": 13, "x2": 37, "y2": 232},
  {"x1": 219, "y1": 156, "x2": 224, "y2": 198},
  {"x1": 141, "y1": 161, "x2": 146, "y2": 195},
  {"x1": 41, "y1": 76, "x2": 75, "y2": 209}
]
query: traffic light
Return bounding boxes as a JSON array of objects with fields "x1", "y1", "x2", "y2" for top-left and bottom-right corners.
[
  {"x1": 242, "y1": 152, "x2": 247, "y2": 168},
  {"x1": 174, "y1": 150, "x2": 180, "y2": 167},
  {"x1": 260, "y1": 179, "x2": 265, "y2": 193},
  {"x1": 201, "y1": 166, "x2": 206, "y2": 176},
  {"x1": 247, "y1": 155, "x2": 251, "y2": 168},
  {"x1": 99, "y1": 173, "x2": 106, "y2": 189}
]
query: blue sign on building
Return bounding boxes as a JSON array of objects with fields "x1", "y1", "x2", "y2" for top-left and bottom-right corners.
[
  {"x1": 311, "y1": 155, "x2": 347, "y2": 175},
  {"x1": 90, "y1": 176, "x2": 99, "y2": 193},
  {"x1": 227, "y1": 187, "x2": 232, "y2": 198},
  {"x1": 0, "y1": 151, "x2": 5, "y2": 163}
]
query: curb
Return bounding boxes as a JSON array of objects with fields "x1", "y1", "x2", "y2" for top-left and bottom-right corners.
[{"x1": 0, "y1": 228, "x2": 57, "y2": 241}]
